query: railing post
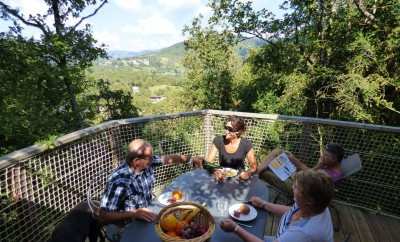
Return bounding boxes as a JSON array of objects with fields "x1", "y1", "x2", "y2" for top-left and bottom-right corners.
[{"x1": 203, "y1": 111, "x2": 214, "y2": 156}]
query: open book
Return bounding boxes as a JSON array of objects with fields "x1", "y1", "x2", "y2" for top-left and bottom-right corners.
[{"x1": 268, "y1": 152, "x2": 296, "y2": 181}]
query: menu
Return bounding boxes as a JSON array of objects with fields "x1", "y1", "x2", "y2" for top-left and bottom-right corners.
[{"x1": 268, "y1": 152, "x2": 296, "y2": 181}]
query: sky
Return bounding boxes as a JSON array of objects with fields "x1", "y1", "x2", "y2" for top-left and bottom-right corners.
[{"x1": 1, "y1": 0, "x2": 285, "y2": 52}]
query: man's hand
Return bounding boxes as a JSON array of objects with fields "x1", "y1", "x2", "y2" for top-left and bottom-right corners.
[
  {"x1": 192, "y1": 156, "x2": 204, "y2": 168},
  {"x1": 220, "y1": 218, "x2": 237, "y2": 232},
  {"x1": 133, "y1": 208, "x2": 157, "y2": 222},
  {"x1": 213, "y1": 169, "x2": 225, "y2": 182},
  {"x1": 239, "y1": 171, "x2": 251, "y2": 180},
  {"x1": 249, "y1": 196, "x2": 266, "y2": 209}
]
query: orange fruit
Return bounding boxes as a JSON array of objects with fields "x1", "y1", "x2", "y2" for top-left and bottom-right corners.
[
  {"x1": 160, "y1": 214, "x2": 178, "y2": 232},
  {"x1": 166, "y1": 231, "x2": 178, "y2": 237},
  {"x1": 175, "y1": 221, "x2": 187, "y2": 234}
]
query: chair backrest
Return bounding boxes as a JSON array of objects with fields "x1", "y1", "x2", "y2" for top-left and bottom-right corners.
[
  {"x1": 48, "y1": 202, "x2": 104, "y2": 242},
  {"x1": 340, "y1": 153, "x2": 362, "y2": 178}
]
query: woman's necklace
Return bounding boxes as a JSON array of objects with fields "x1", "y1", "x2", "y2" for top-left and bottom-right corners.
[{"x1": 225, "y1": 138, "x2": 240, "y2": 153}]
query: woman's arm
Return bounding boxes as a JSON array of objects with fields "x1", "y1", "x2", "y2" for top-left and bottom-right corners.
[
  {"x1": 240, "y1": 148, "x2": 257, "y2": 180},
  {"x1": 246, "y1": 148, "x2": 257, "y2": 174},
  {"x1": 206, "y1": 144, "x2": 219, "y2": 164},
  {"x1": 286, "y1": 152, "x2": 309, "y2": 171},
  {"x1": 250, "y1": 196, "x2": 290, "y2": 216}
]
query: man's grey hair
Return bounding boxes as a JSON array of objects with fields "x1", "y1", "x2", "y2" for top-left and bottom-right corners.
[{"x1": 126, "y1": 139, "x2": 152, "y2": 164}]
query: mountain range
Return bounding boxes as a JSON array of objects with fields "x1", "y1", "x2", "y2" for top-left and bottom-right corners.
[{"x1": 107, "y1": 38, "x2": 265, "y2": 61}]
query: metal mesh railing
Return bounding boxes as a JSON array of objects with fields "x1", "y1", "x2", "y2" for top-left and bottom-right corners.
[{"x1": 0, "y1": 110, "x2": 399, "y2": 242}]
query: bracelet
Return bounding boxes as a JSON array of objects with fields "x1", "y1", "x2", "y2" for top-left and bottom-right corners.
[{"x1": 234, "y1": 224, "x2": 239, "y2": 232}]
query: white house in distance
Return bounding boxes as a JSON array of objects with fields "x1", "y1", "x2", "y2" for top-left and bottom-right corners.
[{"x1": 131, "y1": 85, "x2": 140, "y2": 93}]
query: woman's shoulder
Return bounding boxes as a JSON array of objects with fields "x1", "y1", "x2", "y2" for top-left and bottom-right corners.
[{"x1": 240, "y1": 137, "x2": 253, "y2": 149}]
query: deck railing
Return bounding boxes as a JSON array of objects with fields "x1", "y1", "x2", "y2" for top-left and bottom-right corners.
[{"x1": 1, "y1": 110, "x2": 399, "y2": 242}]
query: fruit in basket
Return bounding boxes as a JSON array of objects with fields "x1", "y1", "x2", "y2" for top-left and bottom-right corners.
[
  {"x1": 182, "y1": 207, "x2": 200, "y2": 223},
  {"x1": 180, "y1": 221, "x2": 208, "y2": 239},
  {"x1": 160, "y1": 214, "x2": 178, "y2": 232},
  {"x1": 160, "y1": 204, "x2": 211, "y2": 240},
  {"x1": 172, "y1": 190, "x2": 183, "y2": 200},
  {"x1": 175, "y1": 221, "x2": 186, "y2": 235}
]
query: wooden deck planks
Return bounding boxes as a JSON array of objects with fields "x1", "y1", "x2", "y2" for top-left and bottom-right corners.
[{"x1": 264, "y1": 203, "x2": 400, "y2": 242}]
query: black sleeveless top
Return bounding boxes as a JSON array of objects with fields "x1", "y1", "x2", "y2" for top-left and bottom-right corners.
[{"x1": 213, "y1": 136, "x2": 253, "y2": 170}]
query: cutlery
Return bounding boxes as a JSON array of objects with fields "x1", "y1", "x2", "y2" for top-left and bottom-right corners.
[{"x1": 236, "y1": 222, "x2": 253, "y2": 228}]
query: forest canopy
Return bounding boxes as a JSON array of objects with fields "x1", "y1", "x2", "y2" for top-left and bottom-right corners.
[{"x1": 183, "y1": 0, "x2": 400, "y2": 124}]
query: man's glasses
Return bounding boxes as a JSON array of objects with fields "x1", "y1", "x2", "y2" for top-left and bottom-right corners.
[
  {"x1": 135, "y1": 154, "x2": 153, "y2": 163},
  {"x1": 224, "y1": 125, "x2": 238, "y2": 133}
]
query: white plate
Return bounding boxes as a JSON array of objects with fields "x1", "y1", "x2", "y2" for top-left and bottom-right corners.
[
  {"x1": 221, "y1": 168, "x2": 238, "y2": 178},
  {"x1": 228, "y1": 203, "x2": 257, "y2": 221},
  {"x1": 158, "y1": 191, "x2": 185, "y2": 206}
]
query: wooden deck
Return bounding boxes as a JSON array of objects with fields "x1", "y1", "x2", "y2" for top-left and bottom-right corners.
[{"x1": 264, "y1": 187, "x2": 400, "y2": 242}]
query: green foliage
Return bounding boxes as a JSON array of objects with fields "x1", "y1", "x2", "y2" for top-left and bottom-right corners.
[
  {"x1": 205, "y1": 0, "x2": 400, "y2": 125},
  {"x1": 87, "y1": 79, "x2": 139, "y2": 121},
  {"x1": 183, "y1": 17, "x2": 241, "y2": 110},
  {"x1": 0, "y1": 1, "x2": 108, "y2": 155}
]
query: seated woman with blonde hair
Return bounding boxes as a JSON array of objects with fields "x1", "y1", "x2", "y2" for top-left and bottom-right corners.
[{"x1": 220, "y1": 169, "x2": 335, "y2": 242}]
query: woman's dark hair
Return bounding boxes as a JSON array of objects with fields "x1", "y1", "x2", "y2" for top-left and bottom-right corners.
[
  {"x1": 227, "y1": 116, "x2": 246, "y2": 133},
  {"x1": 325, "y1": 143, "x2": 345, "y2": 163},
  {"x1": 294, "y1": 169, "x2": 334, "y2": 214}
]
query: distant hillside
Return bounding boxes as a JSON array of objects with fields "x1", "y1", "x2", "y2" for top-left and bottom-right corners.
[
  {"x1": 107, "y1": 50, "x2": 152, "y2": 59},
  {"x1": 98, "y1": 38, "x2": 265, "y2": 72}
]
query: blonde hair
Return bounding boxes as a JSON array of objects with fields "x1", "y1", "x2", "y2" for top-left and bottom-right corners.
[{"x1": 293, "y1": 169, "x2": 334, "y2": 214}]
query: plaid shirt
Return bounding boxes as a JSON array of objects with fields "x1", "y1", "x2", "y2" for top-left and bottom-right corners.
[{"x1": 100, "y1": 156, "x2": 162, "y2": 211}]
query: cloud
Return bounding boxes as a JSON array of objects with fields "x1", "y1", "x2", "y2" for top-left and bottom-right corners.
[
  {"x1": 119, "y1": 13, "x2": 184, "y2": 51},
  {"x1": 157, "y1": 0, "x2": 202, "y2": 11},
  {"x1": 114, "y1": 0, "x2": 143, "y2": 10},
  {"x1": 5, "y1": 0, "x2": 48, "y2": 16},
  {"x1": 121, "y1": 14, "x2": 177, "y2": 35},
  {"x1": 94, "y1": 30, "x2": 122, "y2": 50}
]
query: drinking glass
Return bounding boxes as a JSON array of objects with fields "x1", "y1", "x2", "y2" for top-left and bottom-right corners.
[{"x1": 216, "y1": 199, "x2": 229, "y2": 217}]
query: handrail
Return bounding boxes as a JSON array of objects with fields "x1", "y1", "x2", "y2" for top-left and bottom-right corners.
[
  {"x1": 205, "y1": 110, "x2": 400, "y2": 133},
  {"x1": 0, "y1": 110, "x2": 205, "y2": 169}
]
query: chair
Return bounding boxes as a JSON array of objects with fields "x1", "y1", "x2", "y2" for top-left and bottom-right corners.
[
  {"x1": 331, "y1": 153, "x2": 362, "y2": 232},
  {"x1": 87, "y1": 183, "x2": 124, "y2": 242},
  {"x1": 340, "y1": 153, "x2": 362, "y2": 178},
  {"x1": 48, "y1": 201, "x2": 105, "y2": 242}
]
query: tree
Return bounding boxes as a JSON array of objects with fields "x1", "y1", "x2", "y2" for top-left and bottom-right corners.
[
  {"x1": 205, "y1": 0, "x2": 400, "y2": 125},
  {"x1": 183, "y1": 17, "x2": 241, "y2": 110},
  {"x1": 87, "y1": 79, "x2": 139, "y2": 121},
  {"x1": 0, "y1": 0, "x2": 108, "y2": 128},
  {"x1": 0, "y1": 1, "x2": 108, "y2": 155}
]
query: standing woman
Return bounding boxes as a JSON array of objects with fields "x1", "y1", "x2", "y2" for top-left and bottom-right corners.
[{"x1": 206, "y1": 116, "x2": 257, "y2": 181}]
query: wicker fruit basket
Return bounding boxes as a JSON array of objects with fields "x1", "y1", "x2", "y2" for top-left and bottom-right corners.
[{"x1": 155, "y1": 201, "x2": 215, "y2": 242}]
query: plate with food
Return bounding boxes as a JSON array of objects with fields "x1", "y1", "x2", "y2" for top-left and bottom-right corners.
[
  {"x1": 221, "y1": 168, "x2": 238, "y2": 178},
  {"x1": 228, "y1": 203, "x2": 257, "y2": 221},
  {"x1": 158, "y1": 190, "x2": 185, "y2": 206}
]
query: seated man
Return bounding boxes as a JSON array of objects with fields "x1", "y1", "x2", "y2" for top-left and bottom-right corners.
[
  {"x1": 257, "y1": 143, "x2": 344, "y2": 197},
  {"x1": 220, "y1": 169, "x2": 335, "y2": 242},
  {"x1": 99, "y1": 139, "x2": 193, "y2": 223}
]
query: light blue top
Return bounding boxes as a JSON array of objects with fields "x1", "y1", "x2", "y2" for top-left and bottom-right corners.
[{"x1": 266, "y1": 203, "x2": 333, "y2": 242}]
